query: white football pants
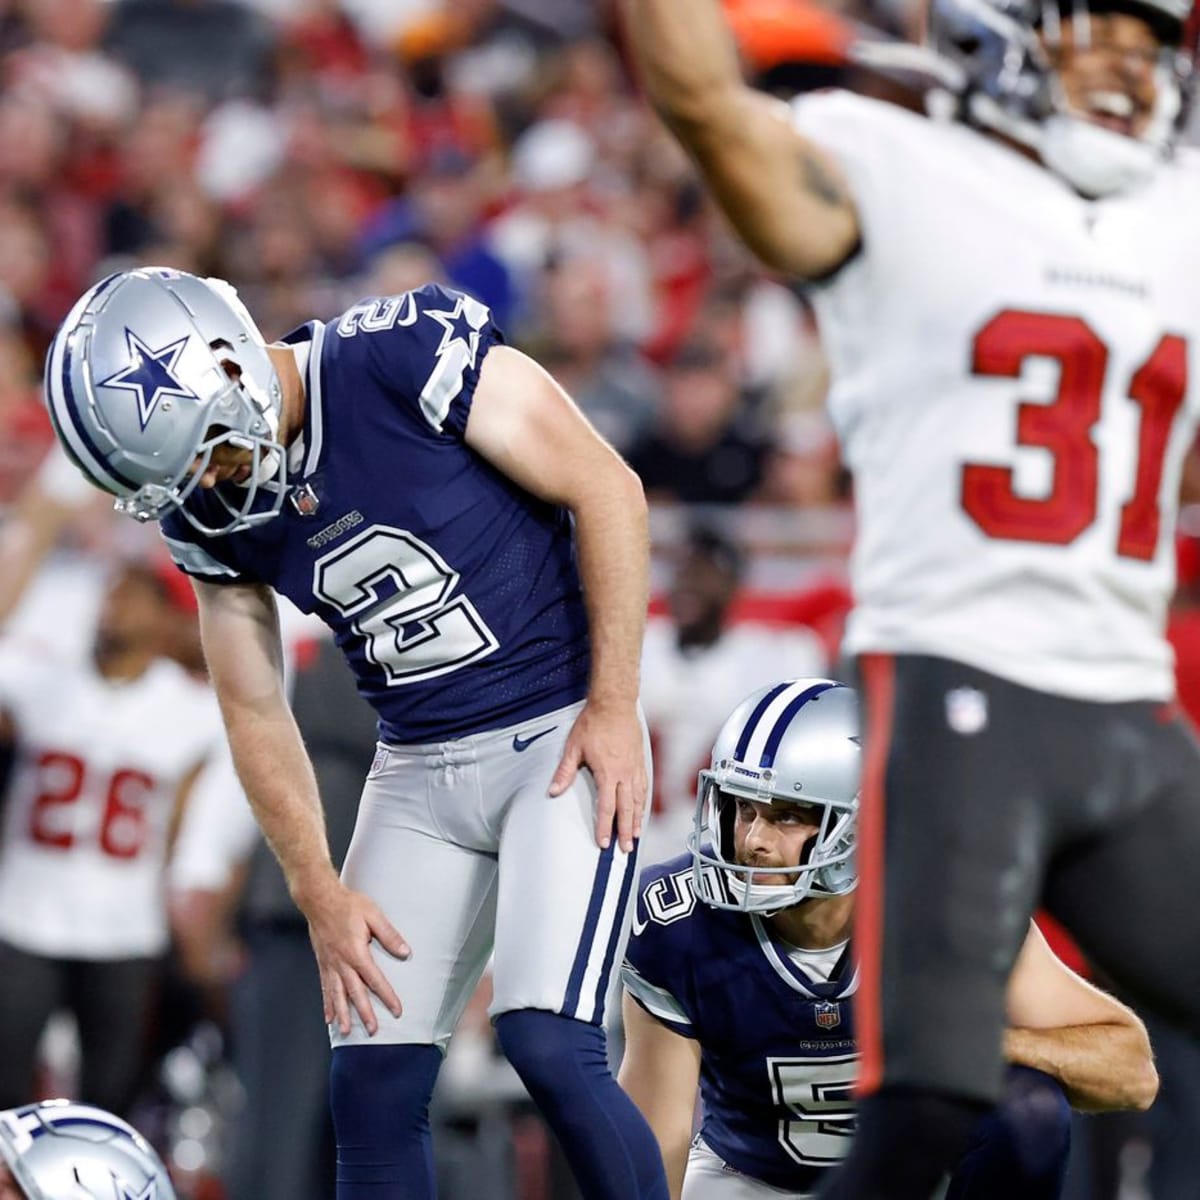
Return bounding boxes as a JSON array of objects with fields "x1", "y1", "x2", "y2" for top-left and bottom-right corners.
[
  {"x1": 682, "y1": 1139, "x2": 814, "y2": 1200},
  {"x1": 682, "y1": 1138, "x2": 950, "y2": 1200},
  {"x1": 333, "y1": 699, "x2": 649, "y2": 1050}
]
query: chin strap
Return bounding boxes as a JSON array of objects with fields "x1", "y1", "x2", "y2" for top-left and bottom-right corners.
[
  {"x1": 1039, "y1": 112, "x2": 1162, "y2": 196},
  {"x1": 966, "y1": 91, "x2": 1161, "y2": 197}
]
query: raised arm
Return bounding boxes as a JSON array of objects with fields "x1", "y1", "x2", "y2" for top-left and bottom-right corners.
[
  {"x1": 194, "y1": 578, "x2": 409, "y2": 1034},
  {"x1": 0, "y1": 448, "x2": 110, "y2": 629},
  {"x1": 1005, "y1": 921, "x2": 1158, "y2": 1112},
  {"x1": 466, "y1": 345, "x2": 650, "y2": 853},
  {"x1": 621, "y1": 0, "x2": 860, "y2": 279},
  {"x1": 619, "y1": 991, "x2": 702, "y2": 1200}
]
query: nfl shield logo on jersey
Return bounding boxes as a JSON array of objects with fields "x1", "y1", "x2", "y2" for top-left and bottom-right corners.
[
  {"x1": 945, "y1": 686, "x2": 988, "y2": 735},
  {"x1": 289, "y1": 482, "x2": 321, "y2": 517},
  {"x1": 814, "y1": 1001, "x2": 841, "y2": 1029}
]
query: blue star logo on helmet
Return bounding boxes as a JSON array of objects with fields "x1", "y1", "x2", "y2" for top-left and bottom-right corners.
[{"x1": 98, "y1": 329, "x2": 199, "y2": 431}]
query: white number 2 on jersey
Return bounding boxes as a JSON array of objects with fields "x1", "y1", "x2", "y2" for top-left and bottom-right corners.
[
  {"x1": 768, "y1": 1053, "x2": 858, "y2": 1167},
  {"x1": 313, "y1": 525, "x2": 499, "y2": 685}
]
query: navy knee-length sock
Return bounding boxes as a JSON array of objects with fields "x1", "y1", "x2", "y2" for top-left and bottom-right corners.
[
  {"x1": 330, "y1": 1043, "x2": 442, "y2": 1199},
  {"x1": 495, "y1": 1009, "x2": 668, "y2": 1200}
]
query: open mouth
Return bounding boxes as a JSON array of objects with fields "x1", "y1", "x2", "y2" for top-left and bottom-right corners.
[{"x1": 1082, "y1": 89, "x2": 1142, "y2": 136}]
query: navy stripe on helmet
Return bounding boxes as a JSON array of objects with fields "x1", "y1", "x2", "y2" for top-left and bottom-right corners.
[
  {"x1": 57, "y1": 327, "x2": 140, "y2": 493},
  {"x1": 759, "y1": 681, "x2": 840, "y2": 769},
  {"x1": 733, "y1": 681, "x2": 794, "y2": 762}
]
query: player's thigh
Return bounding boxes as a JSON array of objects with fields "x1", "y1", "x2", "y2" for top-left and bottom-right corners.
[
  {"x1": 682, "y1": 1139, "x2": 809, "y2": 1200},
  {"x1": 490, "y1": 716, "x2": 648, "y2": 1025},
  {"x1": 855, "y1": 654, "x2": 1048, "y2": 1101},
  {"x1": 1045, "y1": 716, "x2": 1200, "y2": 1032},
  {"x1": 337, "y1": 761, "x2": 498, "y2": 1049},
  {"x1": 0, "y1": 941, "x2": 64, "y2": 1105}
]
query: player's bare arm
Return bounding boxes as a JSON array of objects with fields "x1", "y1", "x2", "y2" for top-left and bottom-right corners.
[
  {"x1": 165, "y1": 760, "x2": 206, "y2": 860},
  {"x1": 621, "y1": 0, "x2": 860, "y2": 280},
  {"x1": 1004, "y1": 921, "x2": 1158, "y2": 1112},
  {"x1": 467, "y1": 345, "x2": 650, "y2": 853},
  {"x1": 194, "y1": 578, "x2": 410, "y2": 1036},
  {"x1": 0, "y1": 453, "x2": 109, "y2": 629},
  {"x1": 618, "y1": 991, "x2": 701, "y2": 1200}
]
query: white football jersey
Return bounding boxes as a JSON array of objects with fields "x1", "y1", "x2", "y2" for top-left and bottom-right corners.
[
  {"x1": 793, "y1": 92, "x2": 1200, "y2": 700},
  {"x1": 639, "y1": 619, "x2": 827, "y2": 863},
  {"x1": 0, "y1": 639, "x2": 225, "y2": 958}
]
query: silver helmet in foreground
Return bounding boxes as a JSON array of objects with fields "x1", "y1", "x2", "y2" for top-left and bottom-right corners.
[
  {"x1": 690, "y1": 678, "x2": 860, "y2": 914},
  {"x1": 0, "y1": 1100, "x2": 176, "y2": 1199},
  {"x1": 44, "y1": 267, "x2": 287, "y2": 536}
]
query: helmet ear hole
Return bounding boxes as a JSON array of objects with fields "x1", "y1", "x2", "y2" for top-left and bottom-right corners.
[{"x1": 209, "y1": 340, "x2": 243, "y2": 382}]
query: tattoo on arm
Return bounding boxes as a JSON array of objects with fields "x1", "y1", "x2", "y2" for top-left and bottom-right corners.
[{"x1": 800, "y1": 149, "x2": 847, "y2": 207}]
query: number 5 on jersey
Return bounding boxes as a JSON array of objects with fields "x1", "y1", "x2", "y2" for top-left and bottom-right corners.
[{"x1": 314, "y1": 525, "x2": 499, "y2": 685}]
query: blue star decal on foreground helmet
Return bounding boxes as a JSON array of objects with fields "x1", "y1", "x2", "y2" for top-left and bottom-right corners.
[
  {"x1": 426, "y1": 297, "x2": 480, "y2": 368},
  {"x1": 98, "y1": 330, "x2": 199, "y2": 430}
]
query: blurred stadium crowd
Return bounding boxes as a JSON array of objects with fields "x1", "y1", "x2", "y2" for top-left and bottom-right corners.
[{"x1": 0, "y1": 0, "x2": 1199, "y2": 1197}]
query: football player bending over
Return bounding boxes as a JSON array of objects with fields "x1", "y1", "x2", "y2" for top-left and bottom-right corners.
[
  {"x1": 620, "y1": 680, "x2": 1157, "y2": 1199},
  {"x1": 44, "y1": 268, "x2": 664, "y2": 1199}
]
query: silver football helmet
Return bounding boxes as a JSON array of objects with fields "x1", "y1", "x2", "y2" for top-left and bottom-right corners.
[
  {"x1": 0, "y1": 1101, "x2": 176, "y2": 1199},
  {"x1": 690, "y1": 678, "x2": 860, "y2": 914},
  {"x1": 44, "y1": 267, "x2": 287, "y2": 536}
]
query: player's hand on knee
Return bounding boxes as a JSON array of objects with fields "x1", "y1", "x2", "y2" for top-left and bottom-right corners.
[
  {"x1": 305, "y1": 883, "x2": 410, "y2": 1036},
  {"x1": 550, "y1": 701, "x2": 647, "y2": 854}
]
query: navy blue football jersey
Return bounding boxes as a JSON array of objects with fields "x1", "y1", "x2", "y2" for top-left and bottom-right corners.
[
  {"x1": 622, "y1": 852, "x2": 858, "y2": 1192},
  {"x1": 162, "y1": 285, "x2": 590, "y2": 742}
]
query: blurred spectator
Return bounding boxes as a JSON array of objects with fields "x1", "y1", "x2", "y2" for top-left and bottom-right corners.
[
  {"x1": 525, "y1": 254, "x2": 658, "y2": 453},
  {"x1": 106, "y1": 0, "x2": 276, "y2": 104},
  {"x1": 104, "y1": 97, "x2": 205, "y2": 262},
  {"x1": 754, "y1": 410, "x2": 845, "y2": 509},
  {"x1": 627, "y1": 341, "x2": 768, "y2": 504},
  {"x1": 11, "y1": 0, "x2": 139, "y2": 130},
  {"x1": 363, "y1": 240, "x2": 448, "y2": 296},
  {"x1": 622, "y1": 139, "x2": 711, "y2": 366},
  {"x1": 0, "y1": 309, "x2": 49, "y2": 505},
  {"x1": 639, "y1": 523, "x2": 826, "y2": 863},
  {"x1": 490, "y1": 116, "x2": 653, "y2": 339},
  {"x1": 444, "y1": 0, "x2": 573, "y2": 120},
  {"x1": 360, "y1": 148, "x2": 516, "y2": 325},
  {"x1": 689, "y1": 273, "x2": 821, "y2": 395}
]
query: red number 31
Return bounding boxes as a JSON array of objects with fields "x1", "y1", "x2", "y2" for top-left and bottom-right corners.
[{"x1": 961, "y1": 309, "x2": 1188, "y2": 561}]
